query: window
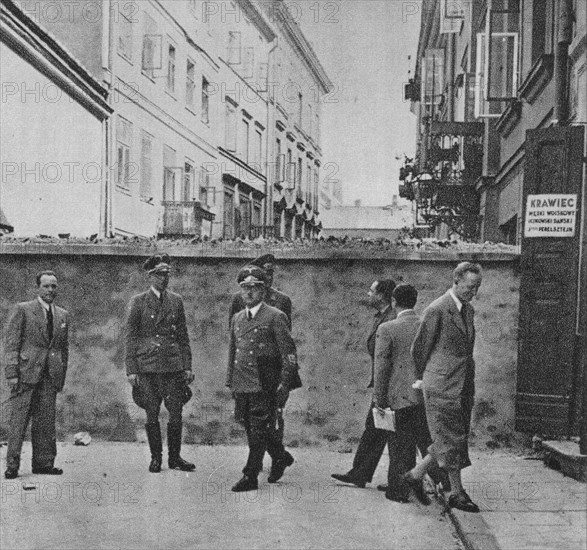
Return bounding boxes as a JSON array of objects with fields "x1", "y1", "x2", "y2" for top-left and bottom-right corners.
[
  {"x1": 199, "y1": 166, "x2": 211, "y2": 207},
  {"x1": 142, "y1": 13, "x2": 160, "y2": 77},
  {"x1": 116, "y1": 117, "x2": 133, "y2": 190},
  {"x1": 252, "y1": 200, "x2": 262, "y2": 228},
  {"x1": 307, "y1": 104, "x2": 313, "y2": 137},
  {"x1": 228, "y1": 31, "x2": 241, "y2": 64},
  {"x1": 186, "y1": 60, "x2": 196, "y2": 108},
  {"x1": 297, "y1": 157, "x2": 302, "y2": 189},
  {"x1": 239, "y1": 193, "x2": 251, "y2": 236},
  {"x1": 531, "y1": 0, "x2": 554, "y2": 65},
  {"x1": 306, "y1": 163, "x2": 312, "y2": 202},
  {"x1": 201, "y1": 77, "x2": 210, "y2": 123},
  {"x1": 163, "y1": 145, "x2": 177, "y2": 201},
  {"x1": 225, "y1": 101, "x2": 237, "y2": 151},
  {"x1": 183, "y1": 162, "x2": 194, "y2": 202},
  {"x1": 275, "y1": 138, "x2": 284, "y2": 183},
  {"x1": 254, "y1": 129, "x2": 263, "y2": 172},
  {"x1": 298, "y1": 93, "x2": 303, "y2": 127},
  {"x1": 223, "y1": 188, "x2": 234, "y2": 238},
  {"x1": 118, "y1": 5, "x2": 133, "y2": 60},
  {"x1": 140, "y1": 131, "x2": 153, "y2": 199},
  {"x1": 420, "y1": 49, "x2": 444, "y2": 105},
  {"x1": 167, "y1": 44, "x2": 176, "y2": 93},
  {"x1": 240, "y1": 118, "x2": 249, "y2": 162},
  {"x1": 286, "y1": 148, "x2": 295, "y2": 188}
]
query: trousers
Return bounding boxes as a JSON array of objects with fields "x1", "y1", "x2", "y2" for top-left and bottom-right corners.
[{"x1": 6, "y1": 371, "x2": 57, "y2": 470}]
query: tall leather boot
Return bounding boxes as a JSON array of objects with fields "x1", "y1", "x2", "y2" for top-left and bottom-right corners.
[
  {"x1": 167, "y1": 422, "x2": 195, "y2": 471},
  {"x1": 145, "y1": 422, "x2": 162, "y2": 473}
]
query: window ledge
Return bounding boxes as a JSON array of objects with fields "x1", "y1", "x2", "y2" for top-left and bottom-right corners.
[
  {"x1": 496, "y1": 99, "x2": 522, "y2": 137},
  {"x1": 519, "y1": 54, "x2": 554, "y2": 104}
]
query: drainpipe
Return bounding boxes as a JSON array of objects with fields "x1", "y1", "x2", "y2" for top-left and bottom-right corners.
[
  {"x1": 553, "y1": 0, "x2": 573, "y2": 125},
  {"x1": 264, "y1": 38, "x2": 278, "y2": 236},
  {"x1": 447, "y1": 33, "x2": 455, "y2": 122}
]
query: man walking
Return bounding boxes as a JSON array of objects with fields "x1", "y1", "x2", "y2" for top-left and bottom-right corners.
[
  {"x1": 331, "y1": 279, "x2": 396, "y2": 488},
  {"x1": 125, "y1": 254, "x2": 195, "y2": 473},
  {"x1": 4, "y1": 271, "x2": 69, "y2": 479},
  {"x1": 226, "y1": 266, "x2": 301, "y2": 492},
  {"x1": 229, "y1": 254, "x2": 292, "y2": 328},
  {"x1": 403, "y1": 262, "x2": 483, "y2": 512},
  {"x1": 373, "y1": 283, "x2": 447, "y2": 504}
]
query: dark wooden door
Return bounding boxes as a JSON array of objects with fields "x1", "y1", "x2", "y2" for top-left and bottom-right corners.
[{"x1": 516, "y1": 126, "x2": 585, "y2": 436}]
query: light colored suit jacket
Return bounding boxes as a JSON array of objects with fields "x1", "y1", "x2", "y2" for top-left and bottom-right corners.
[
  {"x1": 4, "y1": 299, "x2": 70, "y2": 391},
  {"x1": 411, "y1": 290, "x2": 476, "y2": 399},
  {"x1": 373, "y1": 310, "x2": 423, "y2": 409}
]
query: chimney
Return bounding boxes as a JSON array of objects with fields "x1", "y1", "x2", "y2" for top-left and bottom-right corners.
[
  {"x1": 354, "y1": 199, "x2": 361, "y2": 207},
  {"x1": 392, "y1": 195, "x2": 398, "y2": 208}
]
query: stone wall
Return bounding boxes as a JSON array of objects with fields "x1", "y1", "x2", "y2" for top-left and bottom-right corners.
[{"x1": 0, "y1": 251, "x2": 522, "y2": 452}]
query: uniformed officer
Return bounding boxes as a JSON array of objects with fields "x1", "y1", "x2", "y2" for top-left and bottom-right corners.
[
  {"x1": 226, "y1": 266, "x2": 301, "y2": 492},
  {"x1": 228, "y1": 254, "x2": 292, "y2": 329},
  {"x1": 125, "y1": 254, "x2": 195, "y2": 473}
]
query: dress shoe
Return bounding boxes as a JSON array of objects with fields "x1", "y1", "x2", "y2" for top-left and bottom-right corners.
[
  {"x1": 268, "y1": 452, "x2": 294, "y2": 483},
  {"x1": 402, "y1": 474, "x2": 430, "y2": 505},
  {"x1": 377, "y1": 484, "x2": 388, "y2": 492},
  {"x1": 330, "y1": 473, "x2": 366, "y2": 488},
  {"x1": 385, "y1": 490, "x2": 409, "y2": 503},
  {"x1": 31, "y1": 467, "x2": 63, "y2": 475},
  {"x1": 4, "y1": 468, "x2": 18, "y2": 479},
  {"x1": 169, "y1": 456, "x2": 195, "y2": 471},
  {"x1": 231, "y1": 475, "x2": 258, "y2": 492},
  {"x1": 448, "y1": 491, "x2": 480, "y2": 513},
  {"x1": 149, "y1": 456, "x2": 162, "y2": 473}
]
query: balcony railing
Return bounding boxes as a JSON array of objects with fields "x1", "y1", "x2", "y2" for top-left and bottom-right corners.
[{"x1": 159, "y1": 201, "x2": 215, "y2": 237}]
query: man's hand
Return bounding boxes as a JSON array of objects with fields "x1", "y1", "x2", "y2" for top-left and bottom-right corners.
[
  {"x1": 6, "y1": 377, "x2": 18, "y2": 390},
  {"x1": 127, "y1": 374, "x2": 138, "y2": 387},
  {"x1": 183, "y1": 370, "x2": 195, "y2": 384},
  {"x1": 412, "y1": 379, "x2": 423, "y2": 390},
  {"x1": 276, "y1": 384, "x2": 290, "y2": 408}
]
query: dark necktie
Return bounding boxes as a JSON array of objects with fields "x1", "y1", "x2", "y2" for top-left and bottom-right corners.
[
  {"x1": 47, "y1": 306, "x2": 54, "y2": 341},
  {"x1": 461, "y1": 305, "x2": 469, "y2": 337}
]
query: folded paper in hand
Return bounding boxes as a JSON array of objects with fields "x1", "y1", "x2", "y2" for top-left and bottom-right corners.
[{"x1": 372, "y1": 407, "x2": 396, "y2": 431}]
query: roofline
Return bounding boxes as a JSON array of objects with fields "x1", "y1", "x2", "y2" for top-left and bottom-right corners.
[
  {"x1": 0, "y1": 0, "x2": 112, "y2": 120},
  {"x1": 269, "y1": 0, "x2": 333, "y2": 93}
]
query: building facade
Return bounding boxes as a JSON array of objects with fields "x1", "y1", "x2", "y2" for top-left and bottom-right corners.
[
  {"x1": 404, "y1": 0, "x2": 586, "y2": 439},
  {"x1": 14, "y1": 0, "x2": 331, "y2": 240},
  {"x1": 0, "y1": 0, "x2": 112, "y2": 238}
]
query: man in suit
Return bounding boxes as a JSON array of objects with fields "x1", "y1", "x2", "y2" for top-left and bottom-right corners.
[
  {"x1": 226, "y1": 266, "x2": 301, "y2": 492},
  {"x1": 331, "y1": 279, "x2": 396, "y2": 488},
  {"x1": 125, "y1": 254, "x2": 195, "y2": 473},
  {"x1": 4, "y1": 271, "x2": 69, "y2": 479},
  {"x1": 228, "y1": 254, "x2": 292, "y2": 329},
  {"x1": 403, "y1": 262, "x2": 482, "y2": 513},
  {"x1": 374, "y1": 284, "x2": 446, "y2": 504}
]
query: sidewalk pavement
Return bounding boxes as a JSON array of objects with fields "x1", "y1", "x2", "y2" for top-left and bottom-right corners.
[
  {"x1": 1, "y1": 441, "x2": 462, "y2": 550},
  {"x1": 443, "y1": 449, "x2": 587, "y2": 550},
  {"x1": 1, "y1": 442, "x2": 584, "y2": 550}
]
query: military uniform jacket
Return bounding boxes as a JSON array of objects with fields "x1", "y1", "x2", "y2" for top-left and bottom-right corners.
[
  {"x1": 226, "y1": 302, "x2": 299, "y2": 393},
  {"x1": 4, "y1": 300, "x2": 70, "y2": 391},
  {"x1": 229, "y1": 288, "x2": 292, "y2": 329},
  {"x1": 411, "y1": 291, "x2": 476, "y2": 399},
  {"x1": 125, "y1": 289, "x2": 192, "y2": 375}
]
